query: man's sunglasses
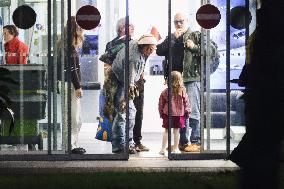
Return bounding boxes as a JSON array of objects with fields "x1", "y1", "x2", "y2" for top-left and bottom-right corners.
[{"x1": 174, "y1": 20, "x2": 184, "y2": 25}]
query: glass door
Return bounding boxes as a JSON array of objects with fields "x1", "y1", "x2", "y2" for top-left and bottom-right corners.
[
  {"x1": 0, "y1": 0, "x2": 130, "y2": 160},
  {"x1": 52, "y1": 0, "x2": 129, "y2": 159},
  {"x1": 0, "y1": 0, "x2": 48, "y2": 156},
  {"x1": 166, "y1": 0, "x2": 255, "y2": 160},
  {"x1": 165, "y1": 0, "x2": 229, "y2": 160}
]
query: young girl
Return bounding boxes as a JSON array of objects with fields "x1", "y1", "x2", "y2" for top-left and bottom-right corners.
[{"x1": 158, "y1": 71, "x2": 191, "y2": 154}]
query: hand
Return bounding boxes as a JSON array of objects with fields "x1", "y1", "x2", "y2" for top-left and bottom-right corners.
[
  {"x1": 173, "y1": 28, "x2": 184, "y2": 39},
  {"x1": 140, "y1": 72, "x2": 145, "y2": 80},
  {"x1": 186, "y1": 39, "x2": 195, "y2": 49},
  {"x1": 75, "y1": 88, "x2": 83, "y2": 98},
  {"x1": 129, "y1": 86, "x2": 139, "y2": 99},
  {"x1": 119, "y1": 99, "x2": 126, "y2": 112}
]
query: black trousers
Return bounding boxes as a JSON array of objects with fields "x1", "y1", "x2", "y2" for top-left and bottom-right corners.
[{"x1": 133, "y1": 90, "x2": 144, "y2": 145}]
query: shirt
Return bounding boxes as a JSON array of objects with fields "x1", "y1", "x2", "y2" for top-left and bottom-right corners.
[{"x1": 4, "y1": 37, "x2": 29, "y2": 64}]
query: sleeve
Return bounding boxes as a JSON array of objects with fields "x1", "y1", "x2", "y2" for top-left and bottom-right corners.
[
  {"x1": 71, "y1": 53, "x2": 81, "y2": 90},
  {"x1": 156, "y1": 37, "x2": 169, "y2": 56},
  {"x1": 156, "y1": 35, "x2": 177, "y2": 56},
  {"x1": 105, "y1": 41, "x2": 112, "y2": 52},
  {"x1": 128, "y1": 59, "x2": 136, "y2": 87},
  {"x1": 185, "y1": 31, "x2": 201, "y2": 54},
  {"x1": 18, "y1": 42, "x2": 29, "y2": 64},
  {"x1": 158, "y1": 91, "x2": 165, "y2": 118},
  {"x1": 189, "y1": 44, "x2": 201, "y2": 54},
  {"x1": 183, "y1": 89, "x2": 191, "y2": 118}
]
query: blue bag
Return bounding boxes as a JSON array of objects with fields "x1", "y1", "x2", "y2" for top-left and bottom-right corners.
[{"x1": 95, "y1": 90, "x2": 112, "y2": 142}]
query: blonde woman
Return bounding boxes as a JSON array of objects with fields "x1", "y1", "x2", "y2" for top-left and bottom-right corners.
[
  {"x1": 158, "y1": 71, "x2": 191, "y2": 155},
  {"x1": 57, "y1": 16, "x2": 85, "y2": 154}
]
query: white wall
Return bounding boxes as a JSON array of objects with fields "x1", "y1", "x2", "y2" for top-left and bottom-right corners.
[{"x1": 128, "y1": 0, "x2": 201, "y2": 40}]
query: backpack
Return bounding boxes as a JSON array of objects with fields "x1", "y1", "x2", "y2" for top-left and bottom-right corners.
[
  {"x1": 207, "y1": 38, "x2": 220, "y2": 74},
  {"x1": 99, "y1": 38, "x2": 125, "y2": 65}
]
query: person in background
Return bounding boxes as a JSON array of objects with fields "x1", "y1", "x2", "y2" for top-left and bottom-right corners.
[
  {"x1": 57, "y1": 16, "x2": 85, "y2": 154},
  {"x1": 233, "y1": 1, "x2": 283, "y2": 188},
  {"x1": 103, "y1": 17, "x2": 150, "y2": 152},
  {"x1": 111, "y1": 34, "x2": 157, "y2": 154},
  {"x1": 156, "y1": 12, "x2": 201, "y2": 152},
  {"x1": 158, "y1": 71, "x2": 191, "y2": 155},
  {"x1": 3, "y1": 25, "x2": 28, "y2": 64}
]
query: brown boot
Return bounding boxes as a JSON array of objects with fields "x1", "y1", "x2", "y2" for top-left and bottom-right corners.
[
  {"x1": 135, "y1": 143, "x2": 150, "y2": 152},
  {"x1": 183, "y1": 144, "x2": 201, "y2": 152}
]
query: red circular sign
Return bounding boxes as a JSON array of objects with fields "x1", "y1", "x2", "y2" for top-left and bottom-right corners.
[
  {"x1": 196, "y1": 4, "x2": 221, "y2": 29},
  {"x1": 76, "y1": 5, "x2": 101, "y2": 30}
]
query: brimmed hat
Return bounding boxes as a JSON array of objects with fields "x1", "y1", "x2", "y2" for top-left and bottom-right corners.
[{"x1": 138, "y1": 34, "x2": 157, "y2": 45}]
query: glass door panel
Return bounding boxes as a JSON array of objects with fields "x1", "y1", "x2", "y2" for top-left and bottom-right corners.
[
  {"x1": 0, "y1": 1, "x2": 48, "y2": 155},
  {"x1": 56, "y1": 0, "x2": 128, "y2": 159},
  {"x1": 228, "y1": 0, "x2": 256, "y2": 153}
]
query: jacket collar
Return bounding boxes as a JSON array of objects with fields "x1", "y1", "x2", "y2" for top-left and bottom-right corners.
[{"x1": 5, "y1": 37, "x2": 20, "y2": 48}]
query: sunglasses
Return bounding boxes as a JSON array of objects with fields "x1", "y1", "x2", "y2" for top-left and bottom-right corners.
[{"x1": 174, "y1": 20, "x2": 184, "y2": 25}]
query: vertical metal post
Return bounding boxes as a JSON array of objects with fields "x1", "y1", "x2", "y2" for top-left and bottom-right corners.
[
  {"x1": 226, "y1": 0, "x2": 231, "y2": 156},
  {"x1": 125, "y1": 0, "x2": 129, "y2": 158},
  {"x1": 167, "y1": 0, "x2": 172, "y2": 159},
  {"x1": 67, "y1": 0, "x2": 72, "y2": 154},
  {"x1": 52, "y1": 0, "x2": 58, "y2": 151},
  {"x1": 47, "y1": 0, "x2": 52, "y2": 154},
  {"x1": 60, "y1": 0, "x2": 65, "y2": 153},
  {"x1": 0, "y1": 13, "x2": 3, "y2": 65},
  {"x1": 245, "y1": 0, "x2": 249, "y2": 48},
  {"x1": 200, "y1": 0, "x2": 205, "y2": 152},
  {"x1": 205, "y1": 28, "x2": 211, "y2": 151}
]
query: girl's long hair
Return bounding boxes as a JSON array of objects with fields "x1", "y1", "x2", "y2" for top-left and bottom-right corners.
[
  {"x1": 171, "y1": 71, "x2": 185, "y2": 96},
  {"x1": 57, "y1": 16, "x2": 84, "y2": 51}
]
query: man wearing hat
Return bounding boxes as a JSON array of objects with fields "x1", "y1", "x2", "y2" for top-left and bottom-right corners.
[
  {"x1": 111, "y1": 34, "x2": 157, "y2": 154},
  {"x1": 102, "y1": 18, "x2": 150, "y2": 152}
]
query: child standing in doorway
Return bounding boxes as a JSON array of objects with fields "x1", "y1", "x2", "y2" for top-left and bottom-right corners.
[{"x1": 158, "y1": 71, "x2": 191, "y2": 155}]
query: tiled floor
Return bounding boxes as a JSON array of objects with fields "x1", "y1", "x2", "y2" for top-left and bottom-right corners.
[
  {"x1": 0, "y1": 122, "x2": 242, "y2": 157},
  {"x1": 78, "y1": 123, "x2": 241, "y2": 156},
  {"x1": 0, "y1": 75, "x2": 244, "y2": 156}
]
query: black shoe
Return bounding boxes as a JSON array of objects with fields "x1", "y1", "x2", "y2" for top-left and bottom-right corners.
[
  {"x1": 71, "y1": 147, "x2": 86, "y2": 154},
  {"x1": 112, "y1": 148, "x2": 125, "y2": 154},
  {"x1": 135, "y1": 143, "x2": 149, "y2": 152},
  {"x1": 28, "y1": 144, "x2": 36, "y2": 151}
]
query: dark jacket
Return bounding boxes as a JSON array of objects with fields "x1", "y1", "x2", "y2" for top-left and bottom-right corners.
[
  {"x1": 57, "y1": 46, "x2": 81, "y2": 90},
  {"x1": 156, "y1": 33, "x2": 184, "y2": 73},
  {"x1": 182, "y1": 30, "x2": 201, "y2": 82},
  {"x1": 106, "y1": 36, "x2": 121, "y2": 51},
  {"x1": 156, "y1": 28, "x2": 201, "y2": 82}
]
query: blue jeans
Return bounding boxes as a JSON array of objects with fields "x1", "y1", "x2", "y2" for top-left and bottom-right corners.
[
  {"x1": 111, "y1": 85, "x2": 136, "y2": 152},
  {"x1": 179, "y1": 81, "x2": 201, "y2": 145}
]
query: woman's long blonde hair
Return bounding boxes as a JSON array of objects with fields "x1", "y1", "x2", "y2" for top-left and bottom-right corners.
[
  {"x1": 67, "y1": 16, "x2": 84, "y2": 48},
  {"x1": 171, "y1": 71, "x2": 185, "y2": 96},
  {"x1": 58, "y1": 16, "x2": 84, "y2": 50}
]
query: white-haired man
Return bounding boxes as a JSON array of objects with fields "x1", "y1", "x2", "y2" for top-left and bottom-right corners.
[{"x1": 157, "y1": 12, "x2": 201, "y2": 152}]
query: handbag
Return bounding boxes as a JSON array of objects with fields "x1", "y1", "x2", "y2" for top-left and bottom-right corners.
[
  {"x1": 95, "y1": 115, "x2": 112, "y2": 142},
  {"x1": 95, "y1": 89, "x2": 112, "y2": 142}
]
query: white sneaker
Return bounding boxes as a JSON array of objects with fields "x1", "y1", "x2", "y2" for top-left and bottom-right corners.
[
  {"x1": 171, "y1": 148, "x2": 180, "y2": 154},
  {"x1": 159, "y1": 149, "x2": 166, "y2": 155}
]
